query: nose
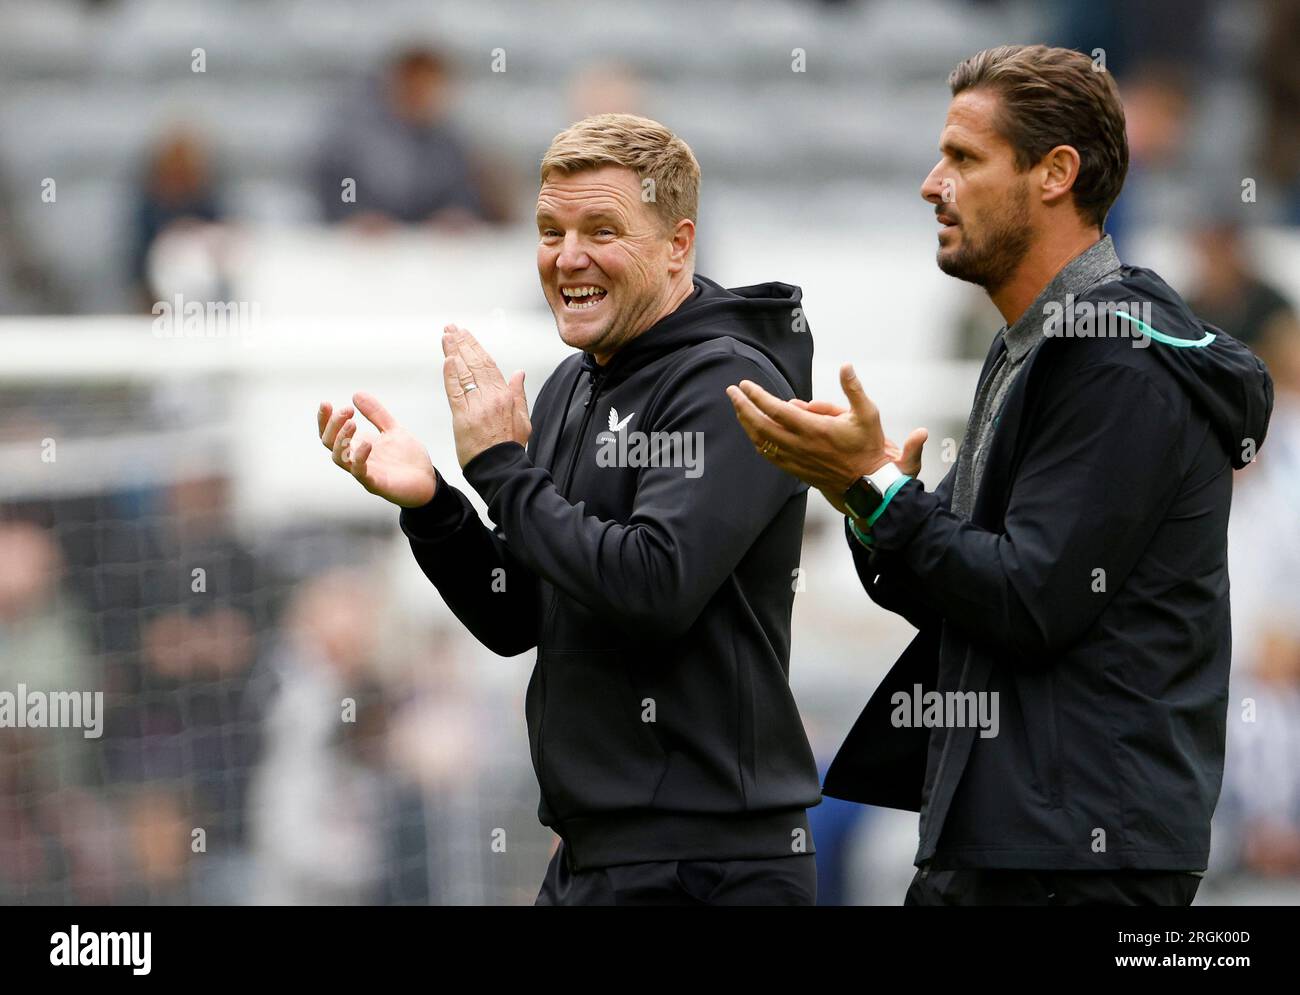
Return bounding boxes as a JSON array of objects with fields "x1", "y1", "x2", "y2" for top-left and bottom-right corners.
[
  {"x1": 920, "y1": 162, "x2": 947, "y2": 206},
  {"x1": 556, "y1": 231, "x2": 590, "y2": 273}
]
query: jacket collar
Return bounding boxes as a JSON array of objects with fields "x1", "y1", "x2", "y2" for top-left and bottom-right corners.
[{"x1": 1002, "y1": 235, "x2": 1122, "y2": 365}]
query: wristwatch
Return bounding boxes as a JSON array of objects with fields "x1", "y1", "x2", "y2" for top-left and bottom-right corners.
[{"x1": 843, "y1": 461, "x2": 907, "y2": 524}]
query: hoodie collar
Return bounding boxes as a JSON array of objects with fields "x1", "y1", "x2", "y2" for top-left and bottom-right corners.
[
  {"x1": 576, "y1": 274, "x2": 812, "y2": 399},
  {"x1": 581, "y1": 279, "x2": 707, "y2": 375}
]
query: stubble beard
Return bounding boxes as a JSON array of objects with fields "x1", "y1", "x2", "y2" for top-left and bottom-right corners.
[{"x1": 937, "y1": 179, "x2": 1033, "y2": 296}]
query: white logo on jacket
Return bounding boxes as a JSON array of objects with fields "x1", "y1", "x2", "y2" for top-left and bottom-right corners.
[{"x1": 595, "y1": 406, "x2": 704, "y2": 478}]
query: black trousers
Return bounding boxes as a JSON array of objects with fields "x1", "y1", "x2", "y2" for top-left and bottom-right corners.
[
  {"x1": 535, "y1": 841, "x2": 817, "y2": 906},
  {"x1": 904, "y1": 866, "x2": 1201, "y2": 906}
]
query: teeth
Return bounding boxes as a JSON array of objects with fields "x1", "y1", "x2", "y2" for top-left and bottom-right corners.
[{"x1": 562, "y1": 286, "x2": 606, "y2": 308}]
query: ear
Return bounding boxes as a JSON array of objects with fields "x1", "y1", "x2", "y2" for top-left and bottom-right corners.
[
  {"x1": 1039, "y1": 144, "x2": 1082, "y2": 209},
  {"x1": 667, "y1": 218, "x2": 695, "y2": 274}
]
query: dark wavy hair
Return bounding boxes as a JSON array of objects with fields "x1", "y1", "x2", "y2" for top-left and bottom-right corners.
[{"x1": 949, "y1": 45, "x2": 1130, "y2": 229}]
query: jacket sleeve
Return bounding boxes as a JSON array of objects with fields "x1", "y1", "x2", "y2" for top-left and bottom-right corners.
[
  {"x1": 844, "y1": 464, "x2": 955, "y2": 632},
  {"x1": 459, "y1": 349, "x2": 802, "y2": 642},
  {"x1": 862, "y1": 359, "x2": 1188, "y2": 661},
  {"x1": 399, "y1": 466, "x2": 542, "y2": 657}
]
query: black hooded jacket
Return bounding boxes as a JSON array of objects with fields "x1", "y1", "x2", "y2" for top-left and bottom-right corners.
[
  {"x1": 823, "y1": 265, "x2": 1275, "y2": 871},
  {"x1": 400, "y1": 275, "x2": 821, "y2": 869}
]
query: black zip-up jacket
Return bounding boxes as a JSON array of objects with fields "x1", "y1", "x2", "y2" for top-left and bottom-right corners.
[
  {"x1": 823, "y1": 265, "x2": 1274, "y2": 871},
  {"x1": 400, "y1": 275, "x2": 821, "y2": 869}
]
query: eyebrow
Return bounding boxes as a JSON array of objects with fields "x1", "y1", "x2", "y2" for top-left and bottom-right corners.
[
  {"x1": 941, "y1": 137, "x2": 979, "y2": 158},
  {"x1": 535, "y1": 208, "x2": 623, "y2": 226}
]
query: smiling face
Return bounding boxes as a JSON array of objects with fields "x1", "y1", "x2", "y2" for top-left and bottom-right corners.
[
  {"x1": 536, "y1": 165, "x2": 693, "y2": 363},
  {"x1": 920, "y1": 88, "x2": 1034, "y2": 293}
]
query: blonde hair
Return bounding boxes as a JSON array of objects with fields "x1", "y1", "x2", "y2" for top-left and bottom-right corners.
[{"x1": 539, "y1": 113, "x2": 700, "y2": 231}]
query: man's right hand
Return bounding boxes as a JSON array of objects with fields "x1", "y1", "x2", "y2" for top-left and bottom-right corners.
[{"x1": 318, "y1": 392, "x2": 438, "y2": 508}]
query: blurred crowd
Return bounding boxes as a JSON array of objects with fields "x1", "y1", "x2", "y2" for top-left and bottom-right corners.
[
  {"x1": 0, "y1": 37, "x2": 655, "y2": 313},
  {"x1": 0, "y1": 475, "x2": 554, "y2": 904}
]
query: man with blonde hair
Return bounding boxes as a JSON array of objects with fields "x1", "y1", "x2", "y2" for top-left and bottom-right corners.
[{"x1": 317, "y1": 114, "x2": 821, "y2": 905}]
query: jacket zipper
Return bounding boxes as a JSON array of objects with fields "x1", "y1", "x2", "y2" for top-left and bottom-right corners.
[
  {"x1": 560, "y1": 363, "x2": 606, "y2": 497},
  {"x1": 543, "y1": 362, "x2": 604, "y2": 643},
  {"x1": 537, "y1": 360, "x2": 605, "y2": 833}
]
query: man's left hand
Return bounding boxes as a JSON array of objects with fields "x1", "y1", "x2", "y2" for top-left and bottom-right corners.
[
  {"x1": 441, "y1": 324, "x2": 532, "y2": 467},
  {"x1": 726, "y1": 363, "x2": 926, "y2": 514}
]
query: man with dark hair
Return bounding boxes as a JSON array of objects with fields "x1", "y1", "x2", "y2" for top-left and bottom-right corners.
[{"x1": 728, "y1": 45, "x2": 1275, "y2": 905}]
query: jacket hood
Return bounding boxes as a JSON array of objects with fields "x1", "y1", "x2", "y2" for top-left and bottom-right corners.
[
  {"x1": 589, "y1": 274, "x2": 813, "y2": 399},
  {"x1": 1088, "y1": 266, "x2": 1274, "y2": 469}
]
